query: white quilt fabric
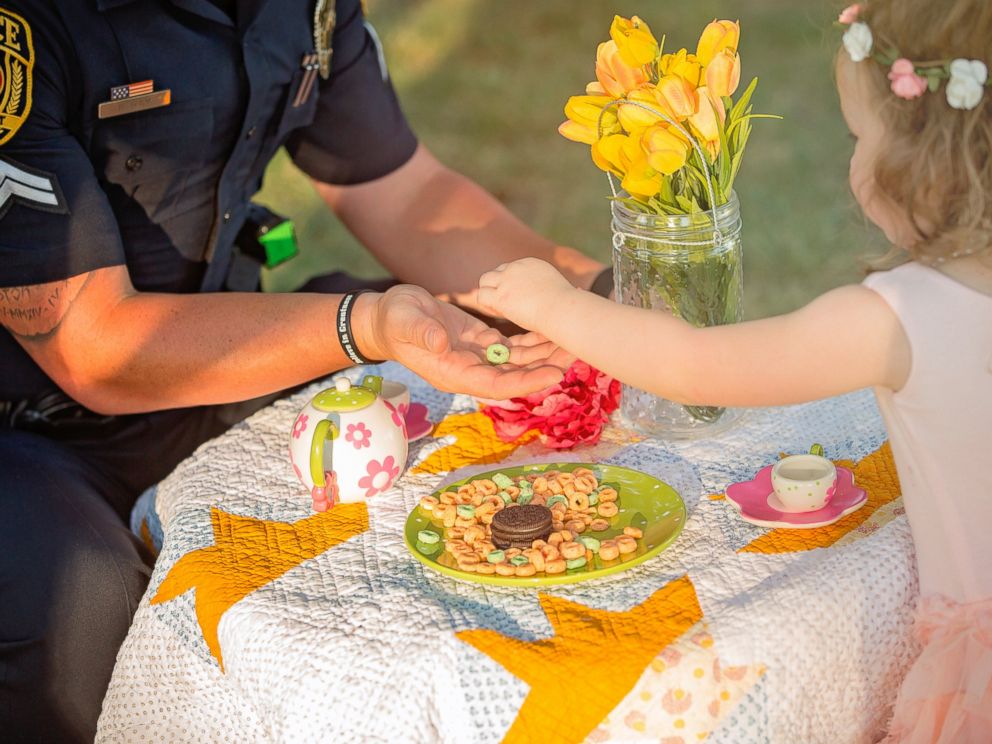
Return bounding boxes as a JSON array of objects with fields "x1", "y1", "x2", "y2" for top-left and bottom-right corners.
[{"x1": 98, "y1": 363, "x2": 919, "y2": 743}]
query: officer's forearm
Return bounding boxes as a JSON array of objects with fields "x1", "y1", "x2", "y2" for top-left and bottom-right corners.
[
  {"x1": 316, "y1": 145, "x2": 604, "y2": 306},
  {"x1": 89, "y1": 293, "x2": 383, "y2": 414},
  {"x1": 8, "y1": 267, "x2": 380, "y2": 415}
]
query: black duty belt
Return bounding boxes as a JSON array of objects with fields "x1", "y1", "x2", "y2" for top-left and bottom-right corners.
[{"x1": 1, "y1": 390, "x2": 121, "y2": 438}]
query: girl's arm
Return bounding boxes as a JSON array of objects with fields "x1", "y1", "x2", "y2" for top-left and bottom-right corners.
[{"x1": 479, "y1": 258, "x2": 911, "y2": 407}]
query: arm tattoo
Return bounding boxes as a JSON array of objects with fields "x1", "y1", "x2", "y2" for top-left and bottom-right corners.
[{"x1": 0, "y1": 274, "x2": 91, "y2": 342}]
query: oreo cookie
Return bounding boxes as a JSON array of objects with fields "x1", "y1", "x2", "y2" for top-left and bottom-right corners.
[{"x1": 490, "y1": 504, "x2": 554, "y2": 549}]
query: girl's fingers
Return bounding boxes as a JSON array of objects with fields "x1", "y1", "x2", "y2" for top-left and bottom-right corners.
[
  {"x1": 479, "y1": 264, "x2": 509, "y2": 288},
  {"x1": 508, "y1": 341, "x2": 559, "y2": 366},
  {"x1": 475, "y1": 287, "x2": 502, "y2": 316},
  {"x1": 507, "y1": 331, "x2": 552, "y2": 348}
]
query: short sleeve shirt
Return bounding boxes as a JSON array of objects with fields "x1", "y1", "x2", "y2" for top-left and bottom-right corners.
[{"x1": 0, "y1": 0, "x2": 417, "y2": 398}]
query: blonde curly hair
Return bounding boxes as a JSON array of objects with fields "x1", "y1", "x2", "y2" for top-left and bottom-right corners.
[{"x1": 848, "y1": 0, "x2": 992, "y2": 265}]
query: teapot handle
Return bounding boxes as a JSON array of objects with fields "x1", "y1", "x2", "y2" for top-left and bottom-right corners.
[
  {"x1": 310, "y1": 419, "x2": 338, "y2": 487},
  {"x1": 360, "y1": 374, "x2": 383, "y2": 396}
]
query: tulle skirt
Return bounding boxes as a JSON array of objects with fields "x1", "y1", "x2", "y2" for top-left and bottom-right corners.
[{"x1": 882, "y1": 594, "x2": 992, "y2": 743}]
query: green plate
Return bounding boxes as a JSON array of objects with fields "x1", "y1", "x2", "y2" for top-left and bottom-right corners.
[{"x1": 404, "y1": 462, "x2": 686, "y2": 587}]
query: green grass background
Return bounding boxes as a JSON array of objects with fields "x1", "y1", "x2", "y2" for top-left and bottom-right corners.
[{"x1": 258, "y1": 0, "x2": 889, "y2": 319}]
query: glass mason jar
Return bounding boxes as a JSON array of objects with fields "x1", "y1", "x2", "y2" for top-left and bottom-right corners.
[{"x1": 611, "y1": 190, "x2": 744, "y2": 439}]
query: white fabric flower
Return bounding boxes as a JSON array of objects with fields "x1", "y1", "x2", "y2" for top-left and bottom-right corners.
[
  {"x1": 946, "y1": 58, "x2": 988, "y2": 110},
  {"x1": 842, "y1": 22, "x2": 873, "y2": 63}
]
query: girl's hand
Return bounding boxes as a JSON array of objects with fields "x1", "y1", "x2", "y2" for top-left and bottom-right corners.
[
  {"x1": 358, "y1": 286, "x2": 567, "y2": 399},
  {"x1": 478, "y1": 258, "x2": 576, "y2": 331}
]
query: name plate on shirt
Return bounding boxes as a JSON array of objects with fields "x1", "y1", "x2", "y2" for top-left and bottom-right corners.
[{"x1": 98, "y1": 89, "x2": 172, "y2": 120}]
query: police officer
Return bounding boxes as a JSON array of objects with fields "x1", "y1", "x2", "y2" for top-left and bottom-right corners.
[{"x1": 0, "y1": 0, "x2": 610, "y2": 740}]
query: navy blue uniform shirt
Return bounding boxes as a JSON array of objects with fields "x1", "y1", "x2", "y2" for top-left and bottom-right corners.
[{"x1": 0, "y1": 0, "x2": 417, "y2": 399}]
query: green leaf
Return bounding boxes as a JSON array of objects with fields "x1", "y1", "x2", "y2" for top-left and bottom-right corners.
[
  {"x1": 659, "y1": 176, "x2": 676, "y2": 205},
  {"x1": 729, "y1": 146, "x2": 745, "y2": 189},
  {"x1": 729, "y1": 118, "x2": 752, "y2": 188},
  {"x1": 610, "y1": 195, "x2": 651, "y2": 214},
  {"x1": 726, "y1": 112, "x2": 781, "y2": 138},
  {"x1": 686, "y1": 160, "x2": 714, "y2": 204},
  {"x1": 716, "y1": 112, "x2": 732, "y2": 191},
  {"x1": 729, "y1": 77, "x2": 759, "y2": 124}
]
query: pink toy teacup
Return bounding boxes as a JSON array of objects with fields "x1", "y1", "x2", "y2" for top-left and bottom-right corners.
[{"x1": 769, "y1": 453, "x2": 838, "y2": 513}]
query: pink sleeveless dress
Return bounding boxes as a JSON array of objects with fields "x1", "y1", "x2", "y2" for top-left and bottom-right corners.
[{"x1": 863, "y1": 262, "x2": 992, "y2": 743}]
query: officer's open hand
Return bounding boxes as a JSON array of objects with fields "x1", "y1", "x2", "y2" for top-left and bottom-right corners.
[{"x1": 355, "y1": 286, "x2": 571, "y2": 399}]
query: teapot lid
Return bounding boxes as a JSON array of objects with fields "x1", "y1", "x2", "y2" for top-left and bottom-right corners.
[{"x1": 312, "y1": 377, "x2": 377, "y2": 413}]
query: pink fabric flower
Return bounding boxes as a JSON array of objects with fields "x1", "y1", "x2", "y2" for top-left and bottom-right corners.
[
  {"x1": 358, "y1": 455, "x2": 401, "y2": 499},
  {"x1": 345, "y1": 422, "x2": 372, "y2": 449},
  {"x1": 482, "y1": 361, "x2": 621, "y2": 450},
  {"x1": 292, "y1": 413, "x2": 309, "y2": 440},
  {"x1": 888, "y1": 58, "x2": 928, "y2": 99},
  {"x1": 838, "y1": 4, "x2": 861, "y2": 24}
]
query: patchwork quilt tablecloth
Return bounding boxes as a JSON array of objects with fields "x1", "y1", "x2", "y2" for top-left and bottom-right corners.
[{"x1": 99, "y1": 363, "x2": 919, "y2": 744}]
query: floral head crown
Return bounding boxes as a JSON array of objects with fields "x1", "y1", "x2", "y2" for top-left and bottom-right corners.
[{"x1": 838, "y1": 4, "x2": 990, "y2": 109}]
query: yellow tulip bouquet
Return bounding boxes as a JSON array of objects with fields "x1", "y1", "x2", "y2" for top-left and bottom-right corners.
[
  {"x1": 560, "y1": 15, "x2": 771, "y2": 214},
  {"x1": 559, "y1": 16, "x2": 776, "y2": 432}
]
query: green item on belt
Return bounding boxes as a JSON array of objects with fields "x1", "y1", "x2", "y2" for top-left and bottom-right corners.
[{"x1": 257, "y1": 220, "x2": 300, "y2": 268}]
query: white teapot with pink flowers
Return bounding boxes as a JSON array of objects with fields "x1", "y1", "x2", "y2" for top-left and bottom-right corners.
[{"x1": 289, "y1": 375, "x2": 409, "y2": 511}]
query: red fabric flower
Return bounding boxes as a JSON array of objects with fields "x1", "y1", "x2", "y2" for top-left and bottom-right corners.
[{"x1": 482, "y1": 361, "x2": 621, "y2": 449}]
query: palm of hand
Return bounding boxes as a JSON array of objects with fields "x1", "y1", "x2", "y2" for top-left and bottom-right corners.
[{"x1": 378, "y1": 287, "x2": 567, "y2": 399}]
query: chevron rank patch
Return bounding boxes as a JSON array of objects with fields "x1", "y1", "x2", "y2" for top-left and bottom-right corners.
[
  {"x1": 0, "y1": 7, "x2": 33, "y2": 145},
  {"x1": 0, "y1": 155, "x2": 68, "y2": 219}
]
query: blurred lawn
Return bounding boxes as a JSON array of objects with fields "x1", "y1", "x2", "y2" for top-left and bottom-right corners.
[{"x1": 258, "y1": 0, "x2": 889, "y2": 319}]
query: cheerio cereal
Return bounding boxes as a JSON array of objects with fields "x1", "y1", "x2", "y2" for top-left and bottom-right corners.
[{"x1": 415, "y1": 467, "x2": 648, "y2": 578}]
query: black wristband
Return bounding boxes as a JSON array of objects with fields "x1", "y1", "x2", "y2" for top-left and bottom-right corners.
[
  {"x1": 336, "y1": 290, "x2": 383, "y2": 365},
  {"x1": 589, "y1": 266, "x2": 614, "y2": 298}
]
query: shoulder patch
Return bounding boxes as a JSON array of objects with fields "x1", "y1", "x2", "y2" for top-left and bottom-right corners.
[
  {"x1": 0, "y1": 6, "x2": 34, "y2": 146},
  {"x1": 0, "y1": 155, "x2": 68, "y2": 219}
]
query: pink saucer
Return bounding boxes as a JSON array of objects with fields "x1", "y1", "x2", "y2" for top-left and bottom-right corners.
[
  {"x1": 404, "y1": 402, "x2": 434, "y2": 442},
  {"x1": 725, "y1": 464, "x2": 867, "y2": 529}
]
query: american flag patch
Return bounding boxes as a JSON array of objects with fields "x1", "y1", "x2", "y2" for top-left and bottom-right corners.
[{"x1": 110, "y1": 80, "x2": 155, "y2": 100}]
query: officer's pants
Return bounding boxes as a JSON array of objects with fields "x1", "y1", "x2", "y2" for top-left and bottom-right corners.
[{"x1": 0, "y1": 401, "x2": 254, "y2": 743}]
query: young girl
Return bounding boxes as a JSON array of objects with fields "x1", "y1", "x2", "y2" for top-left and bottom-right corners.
[{"x1": 478, "y1": 1, "x2": 991, "y2": 740}]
